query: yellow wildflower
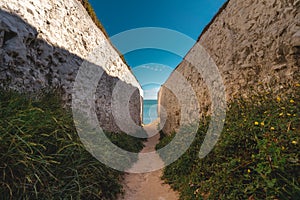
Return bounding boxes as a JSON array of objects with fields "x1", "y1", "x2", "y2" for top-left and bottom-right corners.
[
  {"x1": 254, "y1": 121, "x2": 259, "y2": 125},
  {"x1": 276, "y1": 96, "x2": 281, "y2": 102},
  {"x1": 260, "y1": 122, "x2": 265, "y2": 126},
  {"x1": 290, "y1": 99, "x2": 295, "y2": 103},
  {"x1": 247, "y1": 169, "x2": 251, "y2": 173},
  {"x1": 287, "y1": 113, "x2": 291, "y2": 116},
  {"x1": 279, "y1": 113, "x2": 284, "y2": 116},
  {"x1": 270, "y1": 127, "x2": 275, "y2": 131},
  {"x1": 281, "y1": 146, "x2": 285, "y2": 150},
  {"x1": 292, "y1": 141, "x2": 297, "y2": 145}
]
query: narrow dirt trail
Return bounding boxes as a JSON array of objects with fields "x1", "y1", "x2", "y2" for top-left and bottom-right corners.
[{"x1": 118, "y1": 122, "x2": 179, "y2": 200}]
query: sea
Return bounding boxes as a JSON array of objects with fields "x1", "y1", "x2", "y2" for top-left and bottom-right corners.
[{"x1": 143, "y1": 99, "x2": 158, "y2": 124}]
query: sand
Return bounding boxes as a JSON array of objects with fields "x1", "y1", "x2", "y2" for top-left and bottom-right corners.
[{"x1": 118, "y1": 122, "x2": 179, "y2": 200}]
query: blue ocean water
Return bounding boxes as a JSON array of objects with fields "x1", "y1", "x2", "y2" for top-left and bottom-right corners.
[{"x1": 143, "y1": 100, "x2": 158, "y2": 124}]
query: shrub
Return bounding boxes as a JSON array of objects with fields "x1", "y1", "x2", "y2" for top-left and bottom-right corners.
[
  {"x1": 157, "y1": 84, "x2": 300, "y2": 199},
  {"x1": 0, "y1": 89, "x2": 143, "y2": 199}
]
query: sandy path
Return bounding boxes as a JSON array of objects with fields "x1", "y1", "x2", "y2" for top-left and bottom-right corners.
[{"x1": 118, "y1": 122, "x2": 179, "y2": 200}]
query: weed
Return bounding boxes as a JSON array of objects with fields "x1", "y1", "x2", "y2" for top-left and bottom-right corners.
[
  {"x1": 0, "y1": 89, "x2": 143, "y2": 199},
  {"x1": 157, "y1": 84, "x2": 300, "y2": 199}
]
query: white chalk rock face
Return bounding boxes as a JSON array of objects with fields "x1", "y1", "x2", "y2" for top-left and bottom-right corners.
[
  {"x1": 0, "y1": 0, "x2": 143, "y2": 132},
  {"x1": 158, "y1": 0, "x2": 300, "y2": 134}
]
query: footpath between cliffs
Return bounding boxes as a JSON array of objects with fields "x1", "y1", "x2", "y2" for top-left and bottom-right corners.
[{"x1": 118, "y1": 121, "x2": 179, "y2": 200}]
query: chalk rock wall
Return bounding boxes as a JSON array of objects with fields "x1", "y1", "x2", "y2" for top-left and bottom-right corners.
[
  {"x1": 0, "y1": 0, "x2": 143, "y2": 132},
  {"x1": 159, "y1": 0, "x2": 300, "y2": 134}
]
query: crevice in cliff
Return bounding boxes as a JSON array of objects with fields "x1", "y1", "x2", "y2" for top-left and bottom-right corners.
[
  {"x1": 0, "y1": 22, "x2": 18, "y2": 48},
  {"x1": 3, "y1": 30, "x2": 17, "y2": 44}
]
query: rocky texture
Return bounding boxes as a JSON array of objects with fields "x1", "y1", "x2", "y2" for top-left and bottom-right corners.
[
  {"x1": 0, "y1": 0, "x2": 142, "y2": 132},
  {"x1": 159, "y1": 0, "x2": 300, "y2": 134}
]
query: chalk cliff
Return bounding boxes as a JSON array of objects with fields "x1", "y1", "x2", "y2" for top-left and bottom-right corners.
[
  {"x1": 0, "y1": 0, "x2": 143, "y2": 132},
  {"x1": 159, "y1": 0, "x2": 300, "y2": 134}
]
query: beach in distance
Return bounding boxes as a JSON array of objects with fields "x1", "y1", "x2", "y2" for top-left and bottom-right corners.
[{"x1": 143, "y1": 99, "x2": 158, "y2": 125}]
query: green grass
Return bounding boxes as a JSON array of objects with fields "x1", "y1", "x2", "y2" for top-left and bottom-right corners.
[
  {"x1": 0, "y1": 89, "x2": 144, "y2": 199},
  {"x1": 157, "y1": 84, "x2": 300, "y2": 200}
]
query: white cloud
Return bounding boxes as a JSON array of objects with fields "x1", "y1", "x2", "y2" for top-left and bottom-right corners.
[
  {"x1": 144, "y1": 87, "x2": 160, "y2": 100},
  {"x1": 132, "y1": 63, "x2": 174, "y2": 87}
]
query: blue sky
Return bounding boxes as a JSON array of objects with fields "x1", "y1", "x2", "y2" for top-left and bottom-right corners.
[{"x1": 89, "y1": 0, "x2": 227, "y2": 99}]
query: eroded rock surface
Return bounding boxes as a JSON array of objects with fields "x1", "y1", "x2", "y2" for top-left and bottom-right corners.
[
  {"x1": 159, "y1": 0, "x2": 300, "y2": 134},
  {"x1": 0, "y1": 0, "x2": 143, "y2": 132}
]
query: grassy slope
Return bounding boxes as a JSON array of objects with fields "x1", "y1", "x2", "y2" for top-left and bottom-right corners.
[
  {"x1": 0, "y1": 3, "x2": 139, "y2": 199},
  {"x1": 157, "y1": 84, "x2": 300, "y2": 199},
  {"x1": 0, "y1": 89, "x2": 143, "y2": 199}
]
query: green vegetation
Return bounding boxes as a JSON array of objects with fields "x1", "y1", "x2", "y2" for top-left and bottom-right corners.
[
  {"x1": 79, "y1": 0, "x2": 109, "y2": 38},
  {"x1": 0, "y1": 89, "x2": 144, "y2": 199},
  {"x1": 157, "y1": 84, "x2": 300, "y2": 199}
]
